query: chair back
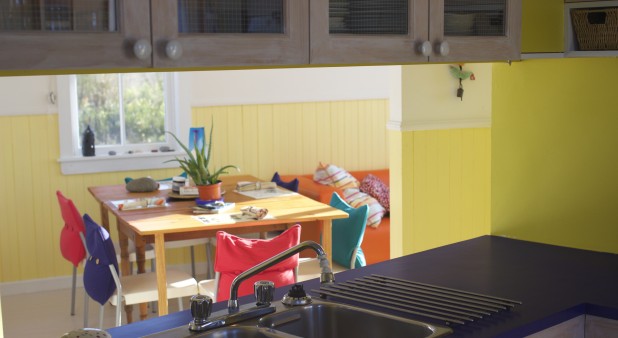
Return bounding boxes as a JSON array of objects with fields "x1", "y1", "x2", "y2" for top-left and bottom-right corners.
[
  {"x1": 82, "y1": 213, "x2": 119, "y2": 306},
  {"x1": 330, "y1": 193, "x2": 369, "y2": 269},
  {"x1": 56, "y1": 191, "x2": 87, "y2": 267},
  {"x1": 214, "y1": 224, "x2": 301, "y2": 301},
  {"x1": 271, "y1": 172, "x2": 299, "y2": 192}
]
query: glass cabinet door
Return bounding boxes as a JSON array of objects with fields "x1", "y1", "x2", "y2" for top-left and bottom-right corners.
[
  {"x1": 151, "y1": 0, "x2": 309, "y2": 68},
  {"x1": 1, "y1": 0, "x2": 116, "y2": 32},
  {"x1": 429, "y1": 0, "x2": 521, "y2": 62},
  {"x1": 311, "y1": 0, "x2": 428, "y2": 64},
  {"x1": 0, "y1": 0, "x2": 152, "y2": 71}
]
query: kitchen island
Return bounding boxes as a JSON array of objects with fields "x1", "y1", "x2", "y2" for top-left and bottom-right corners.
[{"x1": 107, "y1": 236, "x2": 618, "y2": 337}]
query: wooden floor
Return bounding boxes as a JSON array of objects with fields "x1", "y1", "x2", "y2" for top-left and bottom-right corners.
[{"x1": 1, "y1": 285, "x2": 194, "y2": 338}]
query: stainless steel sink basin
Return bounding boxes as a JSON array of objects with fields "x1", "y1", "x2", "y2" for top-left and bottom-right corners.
[
  {"x1": 257, "y1": 302, "x2": 452, "y2": 338},
  {"x1": 195, "y1": 327, "x2": 299, "y2": 338}
]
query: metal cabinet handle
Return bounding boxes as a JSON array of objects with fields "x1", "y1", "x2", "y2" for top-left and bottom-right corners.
[
  {"x1": 436, "y1": 41, "x2": 450, "y2": 57},
  {"x1": 165, "y1": 40, "x2": 183, "y2": 60},
  {"x1": 133, "y1": 39, "x2": 152, "y2": 60},
  {"x1": 418, "y1": 40, "x2": 432, "y2": 57}
]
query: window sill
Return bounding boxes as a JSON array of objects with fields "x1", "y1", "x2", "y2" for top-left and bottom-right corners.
[{"x1": 58, "y1": 151, "x2": 185, "y2": 175}]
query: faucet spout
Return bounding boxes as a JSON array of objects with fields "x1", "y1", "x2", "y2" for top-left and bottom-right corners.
[{"x1": 227, "y1": 240, "x2": 334, "y2": 314}]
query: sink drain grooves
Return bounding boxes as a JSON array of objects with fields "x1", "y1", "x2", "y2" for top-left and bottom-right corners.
[
  {"x1": 311, "y1": 288, "x2": 467, "y2": 325},
  {"x1": 313, "y1": 275, "x2": 522, "y2": 326},
  {"x1": 370, "y1": 274, "x2": 522, "y2": 308},
  {"x1": 339, "y1": 280, "x2": 490, "y2": 317},
  {"x1": 356, "y1": 277, "x2": 506, "y2": 312}
]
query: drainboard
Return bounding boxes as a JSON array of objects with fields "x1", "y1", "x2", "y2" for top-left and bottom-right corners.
[{"x1": 311, "y1": 274, "x2": 522, "y2": 326}]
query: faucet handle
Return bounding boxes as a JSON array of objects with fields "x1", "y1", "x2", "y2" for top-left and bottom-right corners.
[
  {"x1": 254, "y1": 280, "x2": 275, "y2": 306},
  {"x1": 189, "y1": 294, "x2": 213, "y2": 331},
  {"x1": 282, "y1": 283, "x2": 312, "y2": 306}
]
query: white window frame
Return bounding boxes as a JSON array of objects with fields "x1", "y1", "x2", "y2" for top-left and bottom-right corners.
[{"x1": 57, "y1": 72, "x2": 191, "y2": 175}]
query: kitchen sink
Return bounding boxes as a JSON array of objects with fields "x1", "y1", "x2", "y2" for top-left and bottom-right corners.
[
  {"x1": 148, "y1": 299, "x2": 451, "y2": 338},
  {"x1": 257, "y1": 301, "x2": 452, "y2": 338}
]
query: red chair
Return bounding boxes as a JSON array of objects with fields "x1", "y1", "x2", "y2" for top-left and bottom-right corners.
[
  {"x1": 56, "y1": 190, "x2": 88, "y2": 318},
  {"x1": 198, "y1": 224, "x2": 301, "y2": 302}
]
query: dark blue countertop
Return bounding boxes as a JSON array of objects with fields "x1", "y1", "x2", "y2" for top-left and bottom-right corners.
[{"x1": 107, "y1": 236, "x2": 618, "y2": 338}]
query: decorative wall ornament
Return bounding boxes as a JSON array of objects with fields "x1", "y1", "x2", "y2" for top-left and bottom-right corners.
[{"x1": 449, "y1": 64, "x2": 475, "y2": 101}]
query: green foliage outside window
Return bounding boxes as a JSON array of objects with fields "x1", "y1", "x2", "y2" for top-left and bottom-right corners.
[{"x1": 77, "y1": 73, "x2": 166, "y2": 147}]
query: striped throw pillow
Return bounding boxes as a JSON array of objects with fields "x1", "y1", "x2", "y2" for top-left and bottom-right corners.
[
  {"x1": 343, "y1": 188, "x2": 386, "y2": 228},
  {"x1": 313, "y1": 163, "x2": 360, "y2": 190}
]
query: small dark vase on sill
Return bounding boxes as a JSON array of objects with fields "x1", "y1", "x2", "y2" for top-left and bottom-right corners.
[{"x1": 82, "y1": 125, "x2": 95, "y2": 157}]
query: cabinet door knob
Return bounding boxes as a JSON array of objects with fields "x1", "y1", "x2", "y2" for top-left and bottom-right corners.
[
  {"x1": 133, "y1": 39, "x2": 152, "y2": 60},
  {"x1": 436, "y1": 41, "x2": 450, "y2": 57},
  {"x1": 165, "y1": 40, "x2": 184, "y2": 60},
  {"x1": 418, "y1": 41, "x2": 432, "y2": 57}
]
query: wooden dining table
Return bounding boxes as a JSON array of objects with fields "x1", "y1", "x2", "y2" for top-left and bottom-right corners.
[{"x1": 88, "y1": 175, "x2": 348, "y2": 320}]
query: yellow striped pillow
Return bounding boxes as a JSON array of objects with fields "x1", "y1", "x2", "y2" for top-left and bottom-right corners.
[
  {"x1": 313, "y1": 162, "x2": 360, "y2": 190},
  {"x1": 343, "y1": 188, "x2": 386, "y2": 228}
]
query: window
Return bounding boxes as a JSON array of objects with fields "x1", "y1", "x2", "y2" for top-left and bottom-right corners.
[{"x1": 57, "y1": 72, "x2": 190, "y2": 174}]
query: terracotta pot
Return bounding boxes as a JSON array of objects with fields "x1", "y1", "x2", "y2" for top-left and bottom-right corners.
[{"x1": 197, "y1": 182, "x2": 222, "y2": 201}]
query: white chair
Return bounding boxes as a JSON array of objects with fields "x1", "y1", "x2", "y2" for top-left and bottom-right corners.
[
  {"x1": 82, "y1": 214, "x2": 198, "y2": 328},
  {"x1": 163, "y1": 238, "x2": 215, "y2": 279}
]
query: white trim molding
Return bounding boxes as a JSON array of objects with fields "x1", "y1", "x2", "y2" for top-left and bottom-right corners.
[{"x1": 387, "y1": 118, "x2": 491, "y2": 131}]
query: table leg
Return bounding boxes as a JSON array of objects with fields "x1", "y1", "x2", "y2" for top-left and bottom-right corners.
[
  {"x1": 322, "y1": 219, "x2": 333, "y2": 267},
  {"x1": 99, "y1": 202, "x2": 110, "y2": 232},
  {"x1": 155, "y1": 233, "x2": 169, "y2": 316},
  {"x1": 135, "y1": 236, "x2": 148, "y2": 321},
  {"x1": 117, "y1": 228, "x2": 133, "y2": 324}
]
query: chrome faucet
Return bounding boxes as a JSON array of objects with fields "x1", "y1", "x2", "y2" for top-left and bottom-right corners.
[{"x1": 227, "y1": 240, "x2": 335, "y2": 313}]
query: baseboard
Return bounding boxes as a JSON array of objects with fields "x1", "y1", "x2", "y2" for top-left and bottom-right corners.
[{"x1": 0, "y1": 263, "x2": 208, "y2": 296}]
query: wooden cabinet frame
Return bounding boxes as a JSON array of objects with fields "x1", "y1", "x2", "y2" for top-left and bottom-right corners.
[
  {"x1": 0, "y1": 0, "x2": 151, "y2": 71},
  {"x1": 429, "y1": 0, "x2": 522, "y2": 62},
  {"x1": 151, "y1": 0, "x2": 309, "y2": 68},
  {"x1": 310, "y1": 0, "x2": 428, "y2": 64}
]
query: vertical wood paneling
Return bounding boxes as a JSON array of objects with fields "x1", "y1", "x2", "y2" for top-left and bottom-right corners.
[
  {"x1": 0, "y1": 117, "x2": 16, "y2": 281},
  {"x1": 12, "y1": 117, "x2": 37, "y2": 279},
  {"x1": 241, "y1": 105, "x2": 260, "y2": 176},
  {"x1": 315, "y1": 102, "x2": 333, "y2": 167},
  {"x1": 256, "y1": 104, "x2": 274, "y2": 179},
  {"x1": 409, "y1": 128, "x2": 491, "y2": 254},
  {"x1": 301, "y1": 103, "x2": 319, "y2": 173}
]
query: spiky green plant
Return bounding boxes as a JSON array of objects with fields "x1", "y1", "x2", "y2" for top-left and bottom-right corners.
[{"x1": 166, "y1": 123, "x2": 239, "y2": 185}]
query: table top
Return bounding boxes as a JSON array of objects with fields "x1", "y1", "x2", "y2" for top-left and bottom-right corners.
[{"x1": 89, "y1": 175, "x2": 348, "y2": 237}]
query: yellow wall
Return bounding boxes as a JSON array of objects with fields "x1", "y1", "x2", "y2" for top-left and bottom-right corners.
[
  {"x1": 193, "y1": 100, "x2": 389, "y2": 179},
  {"x1": 0, "y1": 99, "x2": 388, "y2": 283},
  {"x1": 492, "y1": 58, "x2": 618, "y2": 254},
  {"x1": 401, "y1": 128, "x2": 491, "y2": 254},
  {"x1": 521, "y1": 0, "x2": 564, "y2": 53}
]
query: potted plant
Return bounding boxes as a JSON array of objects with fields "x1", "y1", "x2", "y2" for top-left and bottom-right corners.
[{"x1": 167, "y1": 123, "x2": 239, "y2": 201}]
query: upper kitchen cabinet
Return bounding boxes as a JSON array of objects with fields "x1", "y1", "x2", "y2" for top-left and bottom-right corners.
[
  {"x1": 0, "y1": 0, "x2": 309, "y2": 72},
  {"x1": 0, "y1": 0, "x2": 151, "y2": 71},
  {"x1": 430, "y1": 0, "x2": 522, "y2": 62},
  {"x1": 310, "y1": 0, "x2": 428, "y2": 64},
  {"x1": 151, "y1": 0, "x2": 309, "y2": 68},
  {"x1": 310, "y1": 0, "x2": 521, "y2": 65}
]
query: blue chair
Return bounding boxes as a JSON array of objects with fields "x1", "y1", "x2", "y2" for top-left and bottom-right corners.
[
  {"x1": 271, "y1": 172, "x2": 299, "y2": 192},
  {"x1": 297, "y1": 193, "x2": 369, "y2": 281},
  {"x1": 82, "y1": 214, "x2": 198, "y2": 328}
]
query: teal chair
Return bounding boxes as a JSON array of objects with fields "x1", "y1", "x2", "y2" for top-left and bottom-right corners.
[{"x1": 297, "y1": 192, "x2": 369, "y2": 281}]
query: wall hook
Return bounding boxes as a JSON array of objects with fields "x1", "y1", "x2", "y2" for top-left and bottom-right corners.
[{"x1": 49, "y1": 91, "x2": 57, "y2": 104}]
